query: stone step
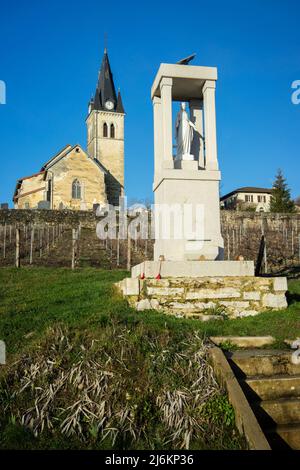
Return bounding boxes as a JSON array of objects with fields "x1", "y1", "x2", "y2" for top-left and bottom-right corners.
[
  {"x1": 227, "y1": 350, "x2": 300, "y2": 377},
  {"x1": 241, "y1": 374, "x2": 300, "y2": 400},
  {"x1": 267, "y1": 423, "x2": 300, "y2": 450},
  {"x1": 253, "y1": 397, "x2": 300, "y2": 426},
  {"x1": 265, "y1": 423, "x2": 300, "y2": 450}
]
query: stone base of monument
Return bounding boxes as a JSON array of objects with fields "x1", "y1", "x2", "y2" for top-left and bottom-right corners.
[
  {"x1": 132, "y1": 260, "x2": 255, "y2": 278},
  {"x1": 116, "y1": 267, "x2": 288, "y2": 320}
]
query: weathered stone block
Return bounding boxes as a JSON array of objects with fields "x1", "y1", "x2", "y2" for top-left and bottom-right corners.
[
  {"x1": 257, "y1": 278, "x2": 272, "y2": 286},
  {"x1": 235, "y1": 310, "x2": 259, "y2": 318},
  {"x1": 146, "y1": 287, "x2": 184, "y2": 296},
  {"x1": 168, "y1": 301, "x2": 196, "y2": 310},
  {"x1": 121, "y1": 278, "x2": 140, "y2": 296},
  {"x1": 194, "y1": 301, "x2": 217, "y2": 309},
  {"x1": 136, "y1": 299, "x2": 152, "y2": 311},
  {"x1": 220, "y1": 301, "x2": 250, "y2": 309},
  {"x1": 146, "y1": 279, "x2": 170, "y2": 287},
  {"x1": 243, "y1": 291, "x2": 260, "y2": 301},
  {"x1": 150, "y1": 299, "x2": 160, "y2": 309},
  {"x1": 273, "y1": 277, "x2": 288, "y2": 292},
  {"x1": 186, "y1": 288, "x2": 241, "y2": 300},
  {"x1": 262, "y1": 293, "x2": 287, "y2": 309},
  {"x1": 210, "y1": 335, "x2": 275, "y2": 347}
]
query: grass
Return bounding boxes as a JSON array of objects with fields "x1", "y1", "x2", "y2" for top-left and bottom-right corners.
[
  {"x1": 0, "y1": 266, "x2": 299, "y2": 450},
  {"x1": 0, "y1": 267, "x2": 299, "y2": 355}
]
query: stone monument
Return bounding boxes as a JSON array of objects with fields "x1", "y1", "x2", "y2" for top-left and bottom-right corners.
[
  {"x1": 151, "y1": 61, "x2": 224, "y2": 263},
  {"x1": 117, "y1": 57, "x2": 288, "y2": 319}
]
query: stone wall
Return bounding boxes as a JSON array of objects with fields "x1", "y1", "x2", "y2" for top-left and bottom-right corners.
[
  {"x1": 220, "y1": 211, "x2": 300, "y2": 273},
  {"x1": 0, "y1": 209, "x2": 99, "y2": 227},
  {"x1": 116, "y1": 276, "x2": 288, "y2": 320}
]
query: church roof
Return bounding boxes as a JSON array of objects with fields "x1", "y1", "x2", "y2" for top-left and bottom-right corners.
[
  {"x1": 13, "y1": 171, "x2": 46, "y2": 201},
  {"x1": 41, "y1": 144, "x2": 108, "y2": 174},
  {"x1": 116, "y1": 90, "x2": 125, "y2": 113},
  {"x1": 91, "y1": 49, "x2": 118, "y2": 112}
]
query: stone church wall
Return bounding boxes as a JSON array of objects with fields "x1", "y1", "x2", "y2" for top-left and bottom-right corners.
[{"x1": 49, "y1": 147, "x2": 107, "y2": 210}]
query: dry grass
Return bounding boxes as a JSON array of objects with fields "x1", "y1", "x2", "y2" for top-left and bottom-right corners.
[{"x1": 0, "y1": 326, "x2": 241, "y2": 450}]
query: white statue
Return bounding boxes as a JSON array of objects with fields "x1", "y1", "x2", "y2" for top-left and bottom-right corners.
[{"x1": 175, "y1": 102, "x2": 197, "y2": 161}]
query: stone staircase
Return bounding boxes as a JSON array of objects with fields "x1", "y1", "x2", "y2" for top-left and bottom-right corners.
[{"x1": 226, "y1": 349, "x2": 300, "y2": 449}]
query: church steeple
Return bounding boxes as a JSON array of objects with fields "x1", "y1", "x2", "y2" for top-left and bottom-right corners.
[
  {"x1": 86, "y1": 48, "x2": 125, "y2": 205},
  {"x1": 116, "y1": 89, "x2": 125, "y2": 113},
  {"x1": 90, "y1": 49, "x2": 118, "y2": 112}
]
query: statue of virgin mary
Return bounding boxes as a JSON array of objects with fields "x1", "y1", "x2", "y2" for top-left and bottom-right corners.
[{"x1": 175, "y1": 102, "x2": 197, "y2": 161}]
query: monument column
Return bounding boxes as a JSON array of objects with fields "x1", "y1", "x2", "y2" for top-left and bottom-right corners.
[
  {"x1": 153, "y1": 96, "x2": 162, "y2": 176},
  {"x1": 160, "y1": 77, "x2": 173, "y2": 168},
  {"x1": 203, "y1": 80, "x2": 218, "y2": 171},
  {"x1": 190, "y1": 99, "x2": 205, "y2": 168}
]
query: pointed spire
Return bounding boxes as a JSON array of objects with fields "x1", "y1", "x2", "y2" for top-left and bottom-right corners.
[
  {"x1": 116, "y1": 89, "x2": 125, "y2": 113},
  {"x1": 92, "y1": 49, "x2": 117, "y2": 112}
]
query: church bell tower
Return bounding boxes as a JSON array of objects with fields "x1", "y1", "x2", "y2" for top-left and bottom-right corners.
[{"x1": 86, "y1": 49, "x2": 125, "y2": 205}]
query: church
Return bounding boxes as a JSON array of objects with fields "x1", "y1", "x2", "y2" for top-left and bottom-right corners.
[{"x1": 13, "y1": 50, "x2": 125, "y2": 210}]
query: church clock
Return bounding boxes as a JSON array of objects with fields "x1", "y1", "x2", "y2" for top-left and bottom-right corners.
[{"x1": 105, "y1": 100, "x2": 114, "y2": 110}]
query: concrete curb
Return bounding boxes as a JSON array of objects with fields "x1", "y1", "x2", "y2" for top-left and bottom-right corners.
[
  {"x1": 209, "y1": 336, "x2": 276, "y2": 348},
  {"x1": 208, "y1": 346, "x2": 271, "y2": 450}
]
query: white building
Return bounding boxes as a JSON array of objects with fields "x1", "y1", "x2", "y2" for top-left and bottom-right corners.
[{"x1": 220, "y1": 187, "x2": 272, "y2": 212}]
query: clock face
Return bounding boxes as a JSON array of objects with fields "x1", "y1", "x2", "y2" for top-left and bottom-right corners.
[{"x1": 105, "y1": 100, "x2": 114, "y2": 110}]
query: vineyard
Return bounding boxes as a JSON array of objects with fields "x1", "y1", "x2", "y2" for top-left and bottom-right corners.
[{"x1": 0, "y1": 210, "x2": 300, "y2": 275}]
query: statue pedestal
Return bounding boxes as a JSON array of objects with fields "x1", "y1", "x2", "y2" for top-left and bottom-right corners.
[
  {"x1": 116, "y1": 273, "x2": 288, "y2": 320},
  {"x1": 182, "y1": 153, "x2": 194, "y2": 161},
  {"x1": 153, "y1": 167, "x2": 224, "y2": 261},
  {"x1": 174, "y1": 159, "x2": 198, "y2": 170}
]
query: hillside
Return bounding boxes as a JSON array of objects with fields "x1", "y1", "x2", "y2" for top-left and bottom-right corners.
[{"x1": 0, "y1": 267, "x2": 299, "y2": 449}]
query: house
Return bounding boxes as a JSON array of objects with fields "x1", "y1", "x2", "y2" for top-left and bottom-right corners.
[{"x1": 220, "y1": 187, "x2": 272, "y2": 212}]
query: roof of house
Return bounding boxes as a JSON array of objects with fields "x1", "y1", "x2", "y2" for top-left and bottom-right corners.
[{"x1": 220, "y1": 187, "x2": 272, "y2": 201}]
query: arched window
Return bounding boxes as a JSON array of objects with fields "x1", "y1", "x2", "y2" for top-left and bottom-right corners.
[
  {"x1": 110, "y1": 123, "x2": 115, "y2": 139},
  {"x1": 103, "y1": 122, "x2": 108, "y2": 137},
  {"x1": 72, "y1": 179, "x2": 81, "y2": 199}
]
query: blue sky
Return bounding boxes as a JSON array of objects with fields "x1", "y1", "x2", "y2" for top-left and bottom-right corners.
[{"x1": 0, "y1": 0, "x2": 299, "y2": 206}]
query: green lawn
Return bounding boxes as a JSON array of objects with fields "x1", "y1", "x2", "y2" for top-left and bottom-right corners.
[
  {"x1": 0, "y1": 267, "x2": 299, "y2": 450},
  {"x1": 0, "y1": 267, "x2": 299, "y2": 355}
]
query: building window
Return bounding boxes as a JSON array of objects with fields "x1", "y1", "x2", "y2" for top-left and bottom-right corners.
[
  {"x1": 103, "y1": 122, "x2": 108, "y2": 137},
  {"x1": 110, "y1": 123, "x2": 115, "y2": 138},
  {"x1": 263, "y1": 196, "x2": 266, "y2": 203},
  {"x1": 24, "y1": 202, "x2": 30, "y2": 209},
  {"x1": 46, "y1": 179, "x2": 52, "y2": 202},
  {"x1": 72, "y1": 179, "x2": 81, "y2": 199},
  {"x1": 245, "y1": 195, "x2": 254, "y2": 203}
]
